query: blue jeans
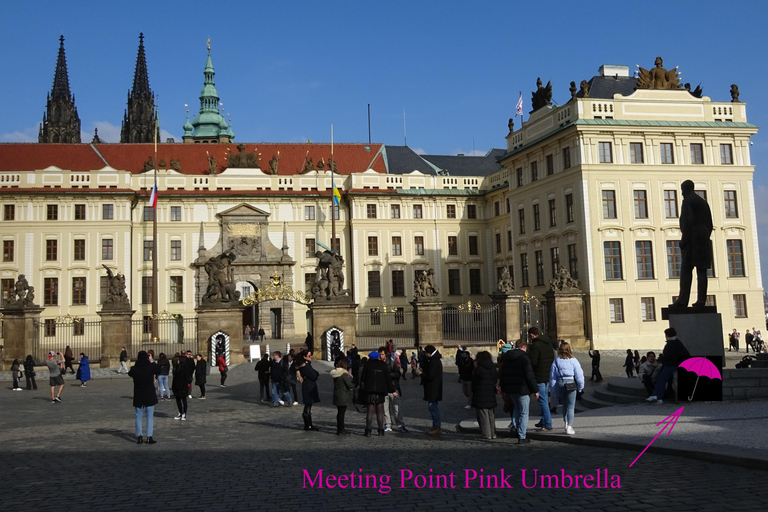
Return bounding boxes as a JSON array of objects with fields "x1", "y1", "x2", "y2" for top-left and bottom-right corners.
[
  {"x1": 271, "y1": 382, "x2": 292, "y2": 405},
  {"x1": 556, "y1": 384, "x2": 576, "y2": 427},
  {"x1": 157, "y1": 375, "x2": 170, "y2": 397},
  {"x1": 427, "y1": 401, "x2": 441, "y2": 427},
  {"x1": 653, "y1": 366, "x2": 676, "y2": 399},
  {"x1": 536, "y1": 382, "x2": 552, "y2": 429},
  {"x1": 512, "y1": 394, "x2": 530, "y2": 439},
  {"x1": 135, "y1": 406, "x2": 154, "y2": 437}
]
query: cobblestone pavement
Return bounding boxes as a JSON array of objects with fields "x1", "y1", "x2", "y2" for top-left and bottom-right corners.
[{"x1": 1, "y1": 361, "x2": 765, "y2": 512}]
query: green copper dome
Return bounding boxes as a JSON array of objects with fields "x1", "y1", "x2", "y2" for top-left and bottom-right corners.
[{"x1": 183, "y1": 46, "x2": 233, "y2": 143}]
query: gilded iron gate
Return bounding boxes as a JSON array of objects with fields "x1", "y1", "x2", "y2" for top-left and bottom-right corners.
[
  {"x1": 520, "y1": 290, "x2": 547, "y2": 341},
  {"x1": 34, "y1": 315, "x2": 101, "y2": 364},
  {"x1": 442, "y1": 302, "x2": 501, "y2": 345}
]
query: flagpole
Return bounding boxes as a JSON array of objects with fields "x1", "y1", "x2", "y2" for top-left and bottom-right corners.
[
  {"x1": 152, "y1": 105, "x2": 159, "y2": 339},
  {"x1": 331, "y1": 124, "x2": 336, "y2": 253}
]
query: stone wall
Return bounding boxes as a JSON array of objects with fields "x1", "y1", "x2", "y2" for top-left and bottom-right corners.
[{"x1": 722, "y1": 368, "x2": 768, "y2": 400}]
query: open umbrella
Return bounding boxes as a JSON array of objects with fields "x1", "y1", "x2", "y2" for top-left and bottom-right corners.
[{"x1": 679, "y1": 357, "x2": 722, "y2": 401}]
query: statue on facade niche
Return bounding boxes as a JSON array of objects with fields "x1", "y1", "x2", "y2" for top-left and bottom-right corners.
[
  {"x1": 669, "y1": 180, "x2": 713, "y2": 309},
  {"x1": 635, "y1": 57, "x2": 682, "y2": 90},
  {"x1": 312, "y1": 249, "x2": 346, "y2": 300},
  {"x1": 580, "y1": 80, "x2": 590, "y2": 98},
  {"x1": 531, "y1": 77, "x2": 553, "y2": 111},
  {"x1": 102, "y1": 265, "x2": 130, "y2": 306},
  {"x1": 497, "y1": 267, "x2": 514, "y2": 294},
  {"x1": 414, "y1": 269, "x2": 439, "y2": 298},
  {"x1": 549, "y1": 266, "x2": 579, "y2": 292},
  {"x1": 203, "y1": 251, "x2": 240, "y2": 304},
  {"x1": 227, "y1": 144, "x2": 260, "y2": 168},
  {"x1": 731, "y1": 84, "x2": 740, "y2": 102}
]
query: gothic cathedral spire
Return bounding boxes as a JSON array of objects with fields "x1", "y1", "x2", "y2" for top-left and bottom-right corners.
[
  {"x1": 39, "y1": 35, "x2": 81, "y2": 143},
  {"x1": 121, "y1": 33, "x2": 159, "y2": 143}
]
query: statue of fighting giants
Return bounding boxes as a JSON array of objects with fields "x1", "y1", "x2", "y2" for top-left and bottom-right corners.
[
  {"x1": 203, "y1": 251, "x2": 241, "y2": 304},
  {"x1": 414, "y1": 269, "x2": 439, "y2": 298},
  {"x1": 669, "y1": 180, "x2": 713, "y2": 309},
  {"x1": 5, "y1": 274, "x2": 37, "y2": 308},
  {"x1": 312, "y1": 249, "x2": 346, "y2": 300},
  {"x1": 102, "y1": 265, "x2": 130, "y2": 306}
]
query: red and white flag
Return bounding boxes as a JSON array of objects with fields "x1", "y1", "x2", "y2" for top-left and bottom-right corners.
[
  {"x1": 149, "y1": 181, "x2": 157, "y2": 209},
  {"x1": 515, "y1": 92, "x2": 523, "y2": 116}
]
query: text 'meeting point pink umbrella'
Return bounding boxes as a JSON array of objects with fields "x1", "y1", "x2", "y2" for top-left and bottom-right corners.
[{"x1": 679, "y1": 357, "x2": 722, "y2": 401}]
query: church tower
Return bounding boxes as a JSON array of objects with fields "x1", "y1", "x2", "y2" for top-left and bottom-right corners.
[
  {"x1": 121, "y1": 33, "x2": 159, "y2": 143},
  {"x1": 183, "y1": 40, "x2": 234, "y2": 143},
  {"x1": 39, "y1": 35, "x2": 81, "y2": 143}
]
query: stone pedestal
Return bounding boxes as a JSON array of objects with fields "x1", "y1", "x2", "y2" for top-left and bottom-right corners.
[
  {"x1": 97, "y1": 308, "x2": 135, "y2": 368},
  {"x1": 544, "y1": 290, "x2": 588, "y2": 350},
  {"x1": 0, "y1": 306, "x2": 43, "y2": 368},
  {"x1": 310, "y1": 301, "x2": 358, "y2": 361},
  {"x1": 196, "y1": 307, "x2": 246, "y2": 364},
  {"x1": 662, "y1": 307, "x2": 725, "y2": 367},
  {"x1": 490, "y1": 292, "x2": 522, "y2": 343},
  {"x1": 411, "y1": 299, "x2": 445, "y2": 352}
]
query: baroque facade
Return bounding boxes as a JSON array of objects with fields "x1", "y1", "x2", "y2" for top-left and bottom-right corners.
[{"x1": 0, "y1": 57, "x2": 761, "y2": 349}]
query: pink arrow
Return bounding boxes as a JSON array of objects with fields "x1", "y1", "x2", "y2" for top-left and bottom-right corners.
[{"x1": 629, "y1": 406, "x2": 684, "y2": 467}]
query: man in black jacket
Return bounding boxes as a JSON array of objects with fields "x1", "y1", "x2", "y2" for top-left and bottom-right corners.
[
  {"x1": 129, "y1": 351, "x2": 160, "y2": 444},
  {"x1": 527, "y1": 327, "x2": 555, "y2": 432},
  {"x1": 270, "y1": 351, "x2": 293, "y2": 406},
  {"x1": 417, "y1": 345, "x2": 443, "y2": 436},
  {"x1": 646, "y1": 328, "x2": 692, "y2": 404},
  {"x1": 500, "y1": 339, "x2": 540, "y2": 444}
]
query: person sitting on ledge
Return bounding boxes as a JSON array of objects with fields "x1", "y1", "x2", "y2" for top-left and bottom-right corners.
[{"x1": 646, "y1": 328, "x2": 691, "y2": 404}]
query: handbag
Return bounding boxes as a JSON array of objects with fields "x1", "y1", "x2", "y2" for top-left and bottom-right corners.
[{"x1": 555, "y1": 360, "x2": 578, "y2": 392}]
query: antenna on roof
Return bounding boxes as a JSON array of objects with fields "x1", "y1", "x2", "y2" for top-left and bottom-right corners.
[
  {"x1": 403, "y1": 109, "x2": 407, "y2": 147},
  {"x1": 367, "y1": 104, "x2": 371, "y2": 145}
]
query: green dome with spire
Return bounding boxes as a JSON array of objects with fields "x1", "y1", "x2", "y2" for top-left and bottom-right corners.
[{"x1": 182, "y1": 41, "x2": 233, "y2": 143}]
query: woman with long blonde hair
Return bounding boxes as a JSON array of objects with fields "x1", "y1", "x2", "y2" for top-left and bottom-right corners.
[{"x1": 548, "y1": 342, "x2": 584, "y2": 435}]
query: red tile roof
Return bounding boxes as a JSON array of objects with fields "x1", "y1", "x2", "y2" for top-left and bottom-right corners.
[{"x1": 0, "y1": 143, "x2": 386, "y2": 175}]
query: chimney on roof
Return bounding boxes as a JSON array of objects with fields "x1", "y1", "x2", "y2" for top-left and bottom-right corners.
[
  {"x1": 457, "y1": 153, "x2": 464, "y2": 156},
  {"x1": 598, "y1": 65, "x2": 630, "y2": 78}
]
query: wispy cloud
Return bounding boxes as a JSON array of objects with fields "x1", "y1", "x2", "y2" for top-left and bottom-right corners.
[
  {"x1": 412, "y1": 147, "x2": 426, "y2": 155},
  {"x1": 1, "y1": 125, "x2": 38, "y2": 142}
]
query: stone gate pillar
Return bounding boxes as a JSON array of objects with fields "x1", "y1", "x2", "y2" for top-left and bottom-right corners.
[
  {"x1": 196, "y1": 307, "x2": 245, "y2": 364},
  {"x1": 411, "y1": 298, "x2": 445, "y2": 352},
  {"x1": 544, "y1": 289, "x2": 587, "y2": 349},
  {"x1": 97, "y1": 309, "x2": 135, "y2": 368},
  {"x1": 490, "y1": 292, "x2": 523, "y2": 343},
  {"x1": 310, "y1": 301, "x2": 358, "y2": 361},
  {"x1": 1, "y1": 306, "x2": 44, "y2": 368}
]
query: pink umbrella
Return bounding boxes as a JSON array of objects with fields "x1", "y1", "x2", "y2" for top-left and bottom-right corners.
[{"x1": 679, "y1": 357, "x2": 722, "y2": 401}]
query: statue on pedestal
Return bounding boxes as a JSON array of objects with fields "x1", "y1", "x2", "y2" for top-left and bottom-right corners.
[
  {"x1": 496, "y1": 267, "x2": 515, "y2": 294},
  {"x1": 636, "y1": 57, "x2": 682, "y2": 90},
  {"x1": 202, "y1": 251, "x2": 240, "y2": 304},
  {"x1": 531, "y1": 77, "x2": 553, "y2": 111},
  {"x1": 102, "y1": 265, "x2": 130, "y2": 306},
  {"x1": 669, "y1": 180, "x2": 713, "y2": 309},
  {"x1": 312, "y1": 249, "x2": 346, "y2": 300},
  {"x1": 414, "y1": 269, "x2": 439, "y2": 298},
  {"x1": 5, "y1": 274, "x2": 37, "y2": 308},
  {"x1": 549, "y1": 266, "x2": 579, "y2": 292}
]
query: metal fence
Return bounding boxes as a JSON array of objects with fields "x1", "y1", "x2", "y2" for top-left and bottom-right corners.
[
  {"x1": 130, "y1": 316, "x2": 198, "y2": 358},
  {"x1": 520, "y1": 294, "x2": 547, "y2": 341},
  {"x1": 442, "y1": 303, "x2": 501, "y2": 345},
  {"x1": 34, "y1": 318, "x2": 101, "y2": 364},
  {"x1": 355, "y1": 307, "x2": 415, "y2": 350}
]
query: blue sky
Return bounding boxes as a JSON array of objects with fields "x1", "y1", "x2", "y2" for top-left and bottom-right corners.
[{"x1": 2, "y1": 0, "x2": 768, "y2": 287}]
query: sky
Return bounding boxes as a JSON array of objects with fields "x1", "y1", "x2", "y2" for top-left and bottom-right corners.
[{"x1": 2, "y1": 0, "x2": 768, "y2": 286}]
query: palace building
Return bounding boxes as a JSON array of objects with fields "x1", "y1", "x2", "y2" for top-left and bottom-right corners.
[{"x1": 0, "y1": 39, "x2": 761, "y2": 350}]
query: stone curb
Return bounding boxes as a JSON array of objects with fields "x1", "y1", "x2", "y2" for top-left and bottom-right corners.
[{"x1": 456, "y1": 420, "x2": 768, "y2": 471}]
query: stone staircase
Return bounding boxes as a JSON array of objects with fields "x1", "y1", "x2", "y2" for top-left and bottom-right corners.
[{"x1": 581, "y1": 377, "x2": 648, "y2": 409}]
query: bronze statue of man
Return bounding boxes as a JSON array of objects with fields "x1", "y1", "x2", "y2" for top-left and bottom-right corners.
[{"x1": 670, "y1": 180, "x2": 713, "y2": 308}]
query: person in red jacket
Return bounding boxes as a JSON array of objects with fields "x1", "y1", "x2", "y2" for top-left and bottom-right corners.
[{"x1": 216, "y1": 353, "x2": 228, "y2": 387}]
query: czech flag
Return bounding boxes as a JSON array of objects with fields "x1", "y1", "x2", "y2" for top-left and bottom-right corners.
[
  {"x1": 149, "y1": 181, "x2": 158, "y2": 209},
  {"x1": 516, "y1": 92, "x2": 523, "y2": 116},
  {"x1": 333, "y1": 183, "x2": 341, "y2": 206}
]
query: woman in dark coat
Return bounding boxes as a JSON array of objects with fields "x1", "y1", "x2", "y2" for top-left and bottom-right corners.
[
  {"x1": 64, "y1": 346, "x2": 75, "y2": 374},
  {"x1": 172, "y1": 354, "x2": 192, "y2": 420},
  {"x1": 296, "y1": 350, "x2": 320, "y2": 431},
  {"x1": 398, "y1": 350, "x2": 408, "y2": 380},
  {"x1": 128, "y1": 351, "x2": 159, "y2": 444},
  {"x1": 331, "y1": 358, "x2": 355, "y2": 435},
  {"x1": 359, "y1": 351, "x2": 395, "y2": 437},
  {"x1": 194, "y1": 354, "x2": 207, "y2": 399},
  {"x1": 24, "y1": 355, "x2": 37, "y2": 390},
  {"x1": 471, "y1": 351, "x2": 498, "y2": 440}
]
